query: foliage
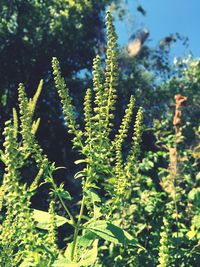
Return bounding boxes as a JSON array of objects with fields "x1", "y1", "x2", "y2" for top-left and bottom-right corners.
[
  {"x1": 0, "y1": 7, "x2": 199, "y2": 267},
  {"x1": 0, "y1": 0, "x2": 121, "y2": 176},
  {"x1": 0, "y1": 10, "x2": 143, "y2": 266}
]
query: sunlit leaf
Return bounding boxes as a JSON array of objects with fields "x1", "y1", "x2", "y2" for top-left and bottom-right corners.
[
  {"x1": 77, "y1": 240, "x2": 98, "y2": 266},
  {"x1": 52, "y1": 256, "x2": 77, "y2": 267},
  {"x1": 32, "y1": 209, "x2": 70, "y2": 230},
  {"x1": 74, "y1": 159, "x2": 87, "y2": 165},
  {"x1": 86, "y1": 220, "x2": 142, "y2": 247}
]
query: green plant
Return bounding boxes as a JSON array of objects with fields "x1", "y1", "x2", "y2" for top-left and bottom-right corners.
[
  {"x1": 0, "y1": 8, "x2": 199, "y2": 267},
  {"x1": 51, "y1": 10, "x2": 144, "y2": 264},
  {"x1": 0, "y1": 10, "x2": 143, "y2": 266}
]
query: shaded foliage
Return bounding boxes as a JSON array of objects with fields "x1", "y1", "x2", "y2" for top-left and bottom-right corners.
[{"x1": 0, "y1": 0, "x2": 121, "y2": 190}]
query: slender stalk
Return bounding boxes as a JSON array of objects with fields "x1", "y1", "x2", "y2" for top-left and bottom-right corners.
[
  {"x1": 50, "y1": 174, "x2": 75, "y2": 225},
  {"x1": 59, "y1": 195, "x2": 75, "y2": 225},
  {"x1": 71, "y1": 195, "x2": 85, "y2": 261}
]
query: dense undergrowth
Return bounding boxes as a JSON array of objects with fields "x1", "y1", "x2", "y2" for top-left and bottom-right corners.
[{"x1": 0, "y1": 11, "x2": 199, "y2": 267}]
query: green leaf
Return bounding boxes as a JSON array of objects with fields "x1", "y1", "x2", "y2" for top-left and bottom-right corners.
[
  {"x1": 186, "y1": 227, "x2": 196, "y2": 240},
  {"x1": 0, "y1": 150, "x2": 6, "y2": 164},
  {"x1": 77, "y1": 240, "x2": 98, "y2": 266},
  {"x1": 93, "y1": 204, "x2": 102, "y2": 220},
  {"x1": 136, "y1": 223, "x2": 146, "y2": 235},
  {"x1": 59, "y1": 190, "x2": 72, "y2": 201},
  {"x1": 53, "y1": 256, "x2": 77, "y2": 267},
  {"x1": 64, "y1": 242, "x2": 73, "y2": 259},
  {"x1": 86, "y1": 220, "x2": 141, "y2": 247},
  {"x1": 85, "y1": 188, "x2": 101, "y2": 203},
  {"x1": 64, "y1": 233, "x2": 95, "y2": 258},
  {"x1": 64, "y1": 238, "x2": 98, "y2": 267},
  {"x1": 53, "y1": 184, "x2": 72, "y2": 201},
  {"x1": 32, "y1": 209, "x2": 70, "y2": 230},
  {"x1": 78, "y1": 231, "x2": 97, "y2": 247},
  {"x1": 90, "y1": 189, "x2": 101, "y2": 203},
  {"x1": 85, "y1": 188, "x2": 102, "y2": 219},
  {"x1": 74, "y1": 159, "x2": 87, "y2": 165},
  {"x1": 74, "y1": 170, "x2": 86, "y2": 179},
  {"x1": 192, "y1": 214, "x2": 200, "y2": 229},
  {"x1": 188, "y1": 188, "x2": 200, "y2": 202}
]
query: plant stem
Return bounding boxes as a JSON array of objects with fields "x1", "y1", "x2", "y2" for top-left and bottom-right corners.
[
  {"x1": 71, "y1": 195, "x2": 85, "y2": 261},
  {"x1": 59, "y1": 195, "x2": 75, "y2": 225},
  {"x1": 50, "y1": 174, "x2": 75, "y2": 225}
]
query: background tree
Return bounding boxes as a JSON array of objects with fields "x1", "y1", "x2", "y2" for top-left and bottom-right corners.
[{"x1": 0, "y1": 0, "x2": 122, "y2": 191}]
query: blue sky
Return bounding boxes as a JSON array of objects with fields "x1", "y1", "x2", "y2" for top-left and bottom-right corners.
[{"x1": 115, "y1": 0, "x2": 200, "y2": 58}]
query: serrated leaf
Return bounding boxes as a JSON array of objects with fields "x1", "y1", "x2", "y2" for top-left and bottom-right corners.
[
  {"x1": 85, "y1": 188, "x2": 101, "y2": 203},
  {"x1": 32, "y1": 209, "x2": 70, "y2": 230},
  {"x1": 64, "y1": 238, "x2": 98, "y2": 267},
  {"x1": 77, "y1": 240, "x2": 98, "y2": 266},
  {"x1": 86, "y1": 220, "x2": 141, "y2": 247},
  {"x1": 85, "y1": 189, "x2": 102, "y2": 219},
  {"x1": 78, "y1": 231, "x2": 97, "y2": 247}
]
